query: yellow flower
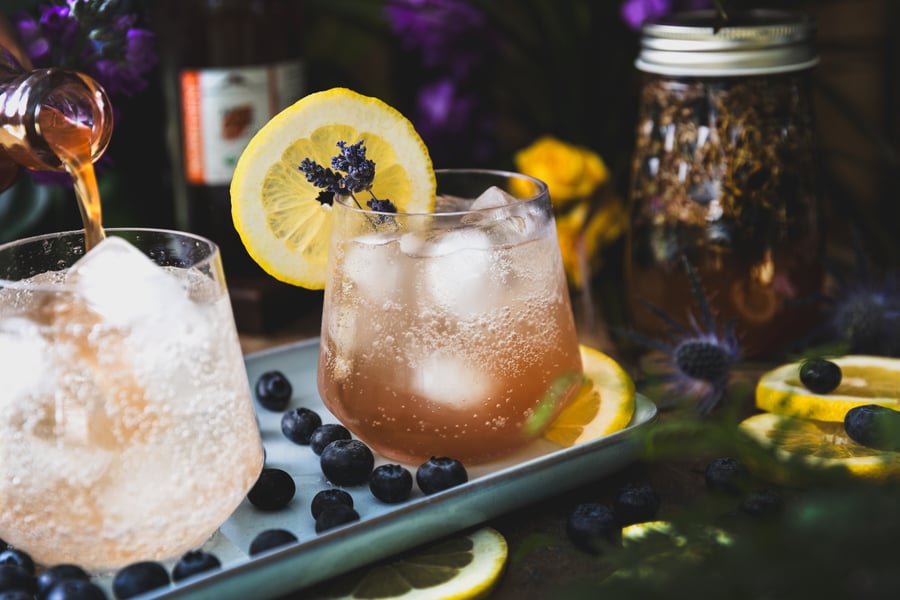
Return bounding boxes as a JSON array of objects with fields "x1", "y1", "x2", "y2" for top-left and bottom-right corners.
[
  {"x1": 513, "y1": 136, "x2": 609, "y2": 207},
  {"x1": 556, "y1": 196, "x2": 628, "y2": 288}
]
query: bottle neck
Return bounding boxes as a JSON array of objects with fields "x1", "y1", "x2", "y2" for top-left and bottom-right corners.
[{"x1": 0, "y1": 59, "x2": 113, "y2": 180}]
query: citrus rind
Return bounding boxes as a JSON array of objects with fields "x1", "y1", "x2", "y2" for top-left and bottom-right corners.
[
  {"x1": 543, "y1": 345, "x2": 636, "y2": 447},
  {"x1": 230, "y1": 87, "x2": 436, "y2": 289},
  {"x1": 756, "y1": 355, "x2": 900, "y2": 422}
]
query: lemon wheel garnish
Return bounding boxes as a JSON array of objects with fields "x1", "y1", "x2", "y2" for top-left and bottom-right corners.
[
  {"x1": 543, "y1": 345, "x2": 636, "y2": 447},
  {"x1": 316, "y1": 527, "x2": 507, "y2": 600},
  {"x1": 756, "y1": 355, "x2": 900, "y2": 421},
  {"x1": 230, "y1": 87, "x2": 436, "y2": 289},
  {"x1": 739, "y1": 412, "x2": 900, "y2": 483}
]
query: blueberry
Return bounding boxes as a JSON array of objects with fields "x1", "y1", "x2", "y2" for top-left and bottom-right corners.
[
  {"x1": 310, "y1": 424, "x2": 352, "y2": 455},
  {"x1": 36, "y1": 564, "x2": 90, "y2": 597},
  {"x1": 111, "y1": 561, "x2": 169, "y2": 599},
  {"x1": 845, "y1": 404, "x2": 900, "y2": 450},
  {"x1": 247, "y1": 468, "x2": 296, "y2": 511},
  {"x1": 44, "y1": 579, "x2": 106, "y2": 600},
  {"x1": 0, "y1": 549, "x2": 34, "y2": 576},
  {"x1": 281, "y1": 407, "x2": 322, "y2": 445},
  {"x1": 704, "y1": 457, "x2": 751, "y2": 495},
  {"x1": 566, "y1": 503, "x2": 620, "y2": 554},
  {"x1": 310, "y1": 488, "x2": 354, "y2": 520},
  {"x1": 0, "y1": 565, "x2": 33, "y2": 594},
  {"x1": 799, "y1": 358, "x2": 842, "y2": 394},
  {"x1": 172, "y1": 550, "x2": 221, "y2": 582},
  {"x1": 369, "y1": 464, "x2": 413, "y2": 504},
  {"x1": 740, "y1": 488, "x2": 783, "y2": 517},
  {"x1": 254, "y1": 370, "x2": 293, "y2": 411},
  {"x1": 248, "y1": 529, "x2": 298, "y2": 556},
  {"x1": 416, "y1": 457, "x2": 467, "y2": 495},
  {"x1": 315, "y1": 505, "x2": 360, "y2": 533},
  {"x1": 613, "y1": 483, "x2": 661, "y2": 526},
  {"x1": 320, "y1": 440, "x2": 375, "y2": 486}
]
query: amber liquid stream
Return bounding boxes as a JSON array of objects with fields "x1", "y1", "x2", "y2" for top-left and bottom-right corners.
[{"x1": 38, "y1": 107, "x2": 106, "y2": 249}]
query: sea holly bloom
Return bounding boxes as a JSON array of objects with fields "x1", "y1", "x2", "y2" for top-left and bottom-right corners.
[{"x1": 626, "y1": 258, "x2": 741, "y2": 415}]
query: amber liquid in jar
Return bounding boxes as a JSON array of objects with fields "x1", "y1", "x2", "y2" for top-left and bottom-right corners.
[{"x1": 626, "y1": 74, "x2": 823, "y2": 357}]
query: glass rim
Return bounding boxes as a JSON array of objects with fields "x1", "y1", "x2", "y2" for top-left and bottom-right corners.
[
  {"x1": 332, "y1": 168, "x2": 549, "y2": 218},
  {"x1": 0, "y1": 227, "x2": 220, "y2": 291}
]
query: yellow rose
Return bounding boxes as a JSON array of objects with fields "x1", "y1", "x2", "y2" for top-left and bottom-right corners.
[
  {"x1": 514, "y1": 136, "x2": 609, "y2": 207},
  {"x1": 555, "y1": 196, "x2": 628, "y2": 288}
]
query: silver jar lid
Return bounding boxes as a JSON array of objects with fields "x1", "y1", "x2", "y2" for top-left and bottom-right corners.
[{"x1": 636, "y1": 9, "x2": 818, "y2": 76}]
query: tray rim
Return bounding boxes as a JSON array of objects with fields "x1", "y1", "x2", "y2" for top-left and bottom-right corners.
[{"x1": 147, "y1": 337, "x2": 657, "y2": 599}]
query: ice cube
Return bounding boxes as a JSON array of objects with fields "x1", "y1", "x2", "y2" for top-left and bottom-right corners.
[
  {"x1": 463, "y1": 186, "x2": 542, "y2": 244},
  {"x1": 417, "y1": 229, "x2": 501, "y2": 319},
  {"x1": 66, "y1": 236, "x2": 193, "y2": 328},
  {"x1": 339, "y1": 233, "x2": 403, "y2": 303},
  {"x1": 470, "y1": 185, "x2": 517, "y2": 210},
  {"x1": 413, "y1": 350, "x2": 490, "y2": 409}
]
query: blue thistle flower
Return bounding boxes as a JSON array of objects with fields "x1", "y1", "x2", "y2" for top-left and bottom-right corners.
[{"x1": 626, "y1": 258, "x2": 741, "y2": 415}]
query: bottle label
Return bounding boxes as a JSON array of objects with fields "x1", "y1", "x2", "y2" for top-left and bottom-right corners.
[{"x1": 180, "y1": 61, "x2": 304, "y2": 185}]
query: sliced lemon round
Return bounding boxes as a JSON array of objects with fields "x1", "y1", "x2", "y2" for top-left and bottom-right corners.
[
  {"x1": 739, "y1": 412, "x2": 900, "y2": 483},
  {"x1": 315, "y1": 527, "x2": 507, "y2": 600},
  {"x1": 543, "y1": 345, "x2": 636, "y2": 447},
  {"x1": 756, "y1": 355, "x2": 900, "y2": 421},
  {"x1": 231, "y1": 87, "x2": 436, "y2": 289}
]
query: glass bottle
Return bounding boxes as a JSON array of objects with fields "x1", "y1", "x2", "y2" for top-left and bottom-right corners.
[
  {"x1": 155, "y1": 0, "x2": 312, "y2": 334},
  {"x1": 0, "y1": 47, "x2": 112, "y2": 193},
  {"x1": 625, "y1": 9, "x2": 822, "y2": 358}
]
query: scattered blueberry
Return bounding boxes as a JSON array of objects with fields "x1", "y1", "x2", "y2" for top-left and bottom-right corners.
[
  {"x1": 254, "y1": 370, "x2": 293, "y2": 411},
  {"x1": 310, "y1": 488, "x2": 354, "y2": 520},
  {"x1": 369, "y1": 464, "x2": 413, "y2": 504},
  {"x1": 0, "y1": 549, "x2": 34, "y2": 576},
  {"x1": 0, "y1": 565, "x2": 34, "y2": 594},
  {"x1": 799, "y1": 358, "x2": 842, "y2": 394},
  {"x1": 36, "y1": 564, "x2": 90, "y2": 597},
  {"x1": 315, "y1": 505, "x2": 360, "y2": 533},
  {"x1": 844, "y1": 404, "x2": 900, "y2": 450},
  {"x1": 704, "y1": 457, "x2": 751, "y2": 495},
  {"x1": 613, "y1": 483, "x2": 661, "y2": 526},
  {"x1": 416, "y1": 457, "x2": 467, "y2": 495},
  {"x1": 172, "y1": 550, "x2": 221, "y2": 582},
  {"x1": 44, "y1": 579, "x2": 107, "y2": 600},
  {"x1": 320, "y1": 440, "x2": 375, "y2": 486},
  {"x1": 309, "y1": 424, "x2": 352, "y2": 455},
  {"x1": 249, "y1": 529, "x2": 298, "y2": 556},
  {"x1": 281, "y1": 407, "x2": 323, "y2": 445},
  {"x1": 247, "y1": 468, "x2": 296, "y2": 511},
  {"x1": 566, "y1": 503, "x2": 621, "y2": 554},
  {"x1": 111, "y1": 561, "x2": 169, "y2": 599},
  {"x1": 740, "y1": 488, "x2": 784, "y2": 517}
]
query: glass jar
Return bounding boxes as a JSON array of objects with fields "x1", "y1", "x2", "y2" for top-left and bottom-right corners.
[{"x1": 625, "y1": 9, "x2": 822, "y2": 358}]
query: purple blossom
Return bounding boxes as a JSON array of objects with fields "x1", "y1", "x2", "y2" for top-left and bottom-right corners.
[
  {"x1": 413, "y1": 78, "x2": 494, "y2": 166},
  {"x1": 14, "y1": 0, "x2": 157, "y2": 97},
  {"x1": 385, "y1": 0, "x2": 490, "y2": 79},
  {"x1": 620, "y1": 0, "x2": 714, "y2": 31}
]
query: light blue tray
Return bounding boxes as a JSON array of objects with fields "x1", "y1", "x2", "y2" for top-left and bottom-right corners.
[{"x1": 122, "y1": 338, "x2": 656, "y2": 599}]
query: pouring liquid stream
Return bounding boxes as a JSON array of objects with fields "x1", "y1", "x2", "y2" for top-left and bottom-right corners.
[{"x1": 39, "y1": 105, "x2": 106, "y2": 250}]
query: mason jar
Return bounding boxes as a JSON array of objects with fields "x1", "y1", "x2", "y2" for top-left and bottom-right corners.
[{"x1": 625, "y1": 9, "x2": 822, "y2": 358}]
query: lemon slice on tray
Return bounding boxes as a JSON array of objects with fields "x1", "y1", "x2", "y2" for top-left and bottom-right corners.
[
  {"x1": 231, "y1": 87, "x2": 436, "y2": 289},
  {"x1": 756, "y1": 355, "x2": 900, "y2": 421},
  {"x1": 543, "y1": 345, "x2": 636, "y2": 447},
  {"x1": 739, "y1": 411, "x2": 900, "y2": 483},
  {"x1": 312, "y1": 527, "x2": 507, "y2": 600}
]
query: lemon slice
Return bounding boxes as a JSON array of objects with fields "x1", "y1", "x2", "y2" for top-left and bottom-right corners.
[
  {"x1": 231, "y1": 87, "x2": 436, "y2": 289},
  {"x1": 739, "y1": 412, "x2": 900, "y2": 483},
  {"x1": 756, "y1": 355, "x2": 900, "y2": 421},
  {"x1": 313, "y1": 527, "x2": 507, "y2": 600},
  {"x1": 543, "y1": 345, "x2": 636, "y2": 447}
]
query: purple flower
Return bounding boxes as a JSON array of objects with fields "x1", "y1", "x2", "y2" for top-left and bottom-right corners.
[
  {"x1": 14, "y1": 0, "x2": 157, "y2": 97},
  {"x1": 413, "y1": 78, "x2": 494, "y2": 166},
  {"x1": 620, "y1": 0, "x2": 714, "y2": 31},
  {"x1": 385, "y1": 0, "x2": 490, "y2": 79}
]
